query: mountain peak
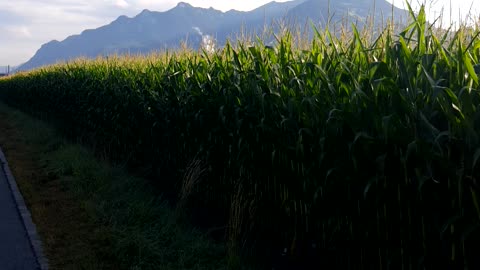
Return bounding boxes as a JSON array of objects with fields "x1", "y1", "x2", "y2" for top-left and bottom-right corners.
[
  {"x1": 175, "y1": 2, "x2": 193, "y2": 9},
  {"x1": 115, "y1": 15, "x2": 129, "y2": 23},
  {"x1": 137, "y1": 9, "x2": 152, "y2": 16}
]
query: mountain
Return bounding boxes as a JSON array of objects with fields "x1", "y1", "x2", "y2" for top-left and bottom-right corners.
[
  {"x1": 287, "y1": 0, "x2": 408, "y2": 26},
  {"x1": 19, "y1": 0, "x2": 407, "y2": 71}
]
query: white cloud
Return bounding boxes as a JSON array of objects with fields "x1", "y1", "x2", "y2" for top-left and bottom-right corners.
[
  {"x1": 115, "y1": 0, "x2": 130, "y2": 9},
  {"x1": 4, "y1": 26, "x2": 33, "y2": 39},
  {"x1": 192, "y1": 26, "x2": 203, "y2": 36}
]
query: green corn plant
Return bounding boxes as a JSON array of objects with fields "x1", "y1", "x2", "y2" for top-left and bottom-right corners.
[{"x1": 1, "y1": 8, "x2": 480, "y2": 269}]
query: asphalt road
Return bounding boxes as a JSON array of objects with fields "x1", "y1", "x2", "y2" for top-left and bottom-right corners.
[{"x1": 0, "y1": 165, "x2": 39, "y2": 270}]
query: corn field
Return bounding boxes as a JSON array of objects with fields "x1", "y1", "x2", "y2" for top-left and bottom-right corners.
[{"x1": 1, "y1": 6, "x2": 480, "y2": 269}]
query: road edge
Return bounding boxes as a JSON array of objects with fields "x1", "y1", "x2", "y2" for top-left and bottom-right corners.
[{"x1": 0, "y1": 147, "x2": 49, "y2": 270}]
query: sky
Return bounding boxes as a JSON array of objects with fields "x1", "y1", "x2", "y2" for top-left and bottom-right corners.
[
  {"x1": 0, "y1": 0, "x2": 479, "y2": 67},
  {"x1": 387, "y1": 0, "x2": 480, "y2": 26}
]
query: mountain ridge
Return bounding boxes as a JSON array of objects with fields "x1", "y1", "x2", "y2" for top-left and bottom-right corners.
[{"x1": 19, "y1": 0, "x2": 407, "y2": 71}]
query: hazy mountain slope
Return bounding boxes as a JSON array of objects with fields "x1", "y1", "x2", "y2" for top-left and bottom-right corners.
[
  {"x1": 19, "y1": 0, "x2": 406, "y2": 71},
  {"x1": 286, "y1": 0, "x2": 408, "y2": 26}
]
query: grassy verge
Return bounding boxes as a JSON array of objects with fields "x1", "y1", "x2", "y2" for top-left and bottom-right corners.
[{"x1": 0, "y1": 101, "x2": 227, "y2": 270}]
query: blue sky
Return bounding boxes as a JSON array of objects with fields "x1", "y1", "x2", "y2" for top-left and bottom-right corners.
[{"x1": 0, "y1": 0, "x2": 478, "y2": 66}]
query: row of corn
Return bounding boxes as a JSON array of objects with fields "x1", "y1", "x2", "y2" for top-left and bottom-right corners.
[{"x1": 1, "y1": 6, "x2": 480, "y2": 268}]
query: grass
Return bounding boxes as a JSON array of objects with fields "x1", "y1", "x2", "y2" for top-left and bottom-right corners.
[
  {"x1": 0, "y1": 101, "x2": 228, "y2": 270},
  {"x1": 0, "y1": 102, "x2": 116, "y2": 269}
]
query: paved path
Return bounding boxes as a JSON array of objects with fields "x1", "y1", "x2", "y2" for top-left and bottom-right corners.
[{"x1": 0, "y1": 149, "x2": 47, "y2": 270}]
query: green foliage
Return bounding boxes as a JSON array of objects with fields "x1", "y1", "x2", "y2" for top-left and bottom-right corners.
[
  {"x1": 0, "y1": 101, "x2": 228, "y2": 270},
  {"x1": 1, "y1": 9, "x2": 480, "y2": 268}
]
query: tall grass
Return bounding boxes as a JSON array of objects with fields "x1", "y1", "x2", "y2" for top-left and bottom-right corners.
[{"x1": 1, "y1": 6, "x2": 480, "y2": 268}]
